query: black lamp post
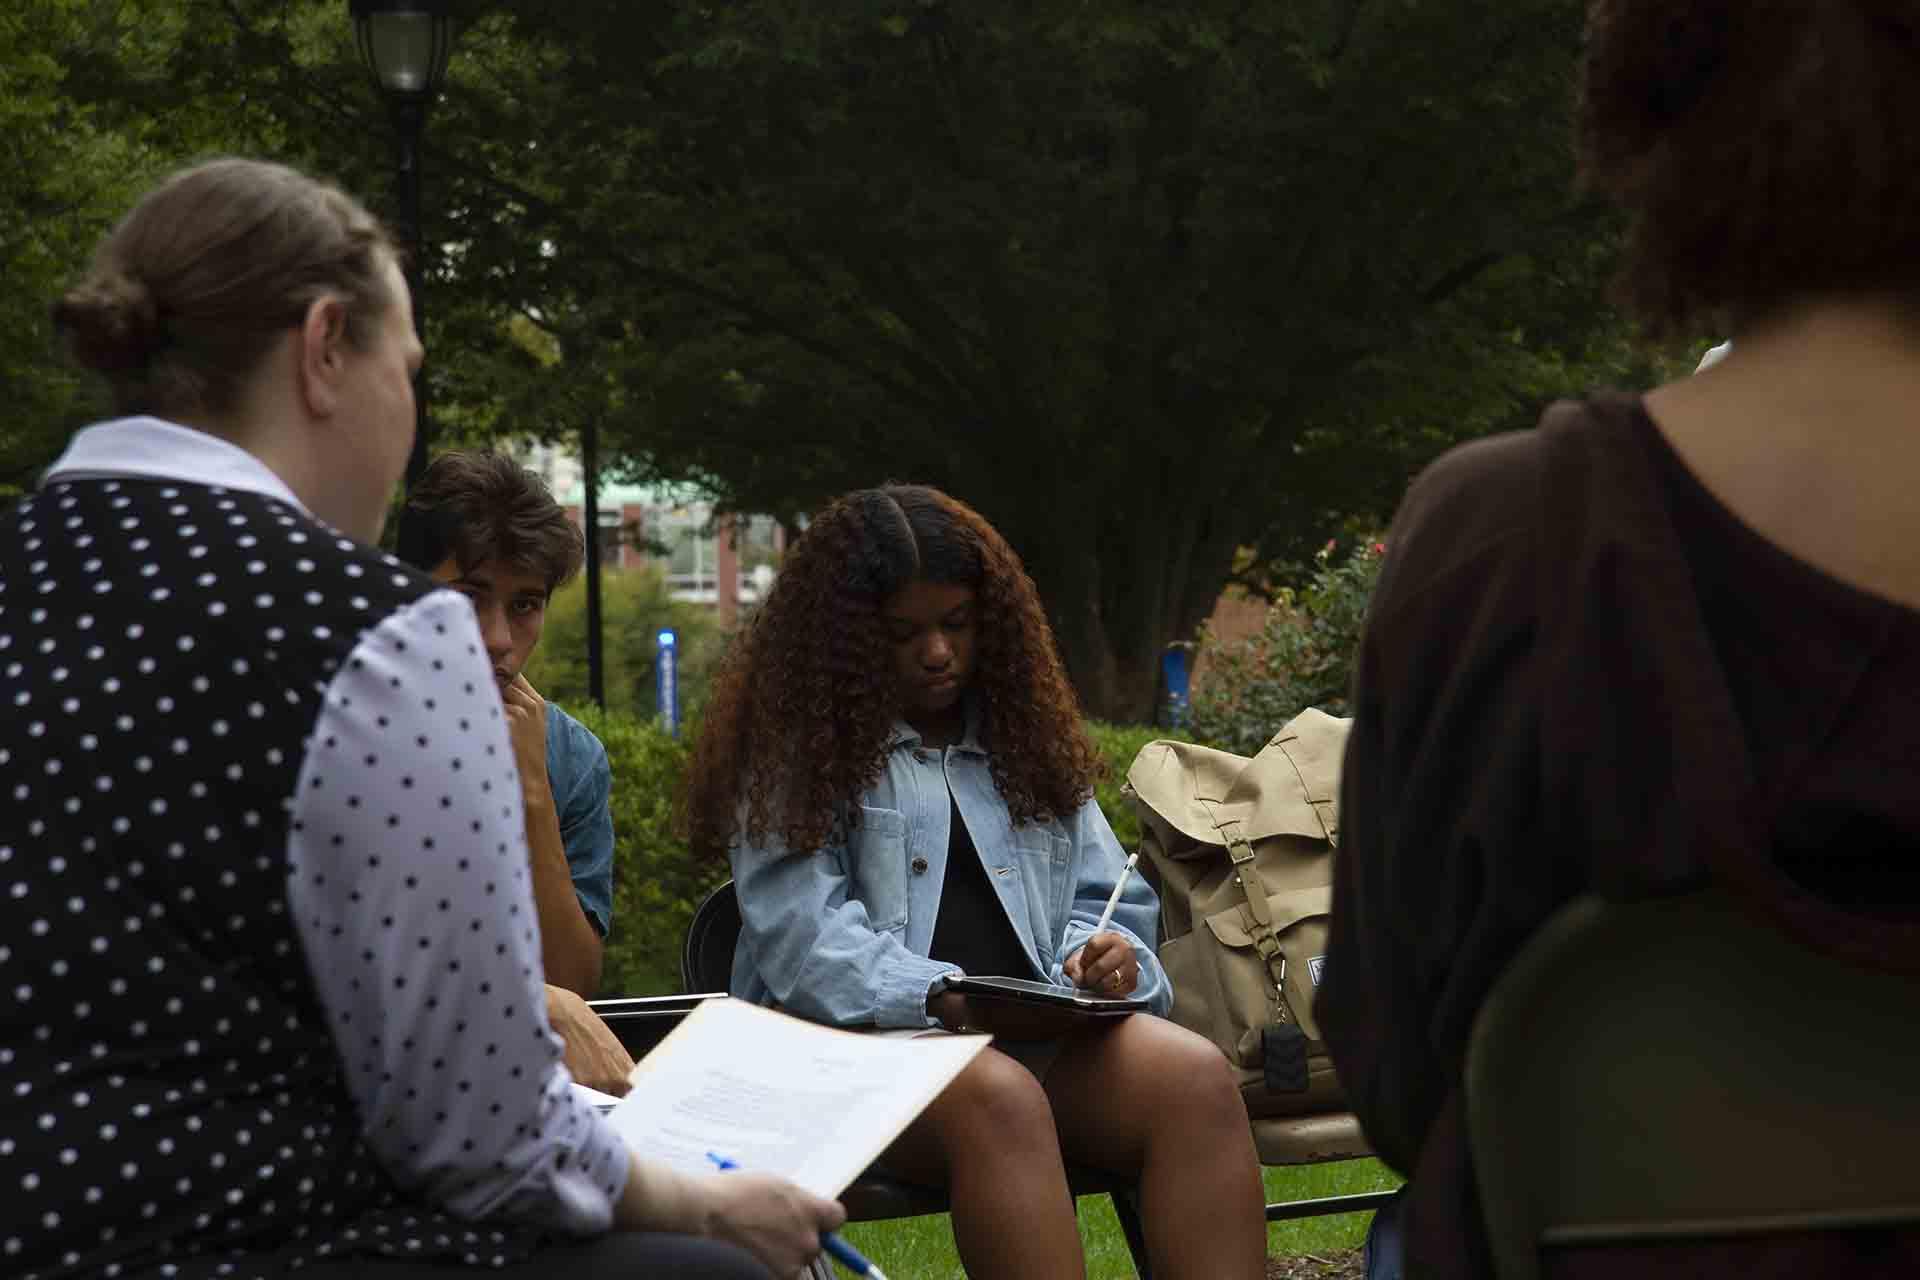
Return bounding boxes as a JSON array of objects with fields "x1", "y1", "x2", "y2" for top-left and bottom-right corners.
[
  {"x1": 582, "y1": 412, "x2": 605, "y2": 710},
  {"x1": 348, "y1": 0, "x2": 456, "y2": 489}
]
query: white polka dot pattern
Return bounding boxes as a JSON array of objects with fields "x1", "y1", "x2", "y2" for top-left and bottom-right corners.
[
  {"x1": 1, "y1": 421, "x2": 625, "y2": 1277},
  {"x1": 286, "y1": 590, "x2": 627, "y2": 1232}
]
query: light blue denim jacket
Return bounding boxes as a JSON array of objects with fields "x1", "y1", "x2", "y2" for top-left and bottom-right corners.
[{"x1": 728, "y1": 716, "x2": 1172, "y2": 1028}]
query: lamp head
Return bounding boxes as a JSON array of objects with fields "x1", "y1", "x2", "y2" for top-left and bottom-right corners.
[{"x1": 348, "y1": 0, "x2": 455, "y2": 102}]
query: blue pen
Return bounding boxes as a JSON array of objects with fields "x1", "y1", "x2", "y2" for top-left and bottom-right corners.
[{"x1": 706, "y1": 1152, "x2": 891, "y2": 1280}]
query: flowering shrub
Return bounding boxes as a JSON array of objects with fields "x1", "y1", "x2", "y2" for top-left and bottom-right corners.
[{"x1": 1188, "y1": 538, "x2": 1386, "y2": 755}]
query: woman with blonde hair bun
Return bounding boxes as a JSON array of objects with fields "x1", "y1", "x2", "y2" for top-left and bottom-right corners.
[{"x1": 2, "y1": 157, "x2": 841, "y2": 1279}]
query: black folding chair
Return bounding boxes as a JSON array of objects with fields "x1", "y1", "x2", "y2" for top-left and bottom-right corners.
[
  {"x1": 1466, "y1": 890, "x2": 1920, "y2": 1280},
  {"x1": 584, "y1": 992, "x2": 726, "y2": 1060}
]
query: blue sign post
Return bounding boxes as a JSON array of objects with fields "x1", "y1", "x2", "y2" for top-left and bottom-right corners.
[
  {"x1": 656, "y1": 628, "x2": 679, "y2": 736},
  {"x1": 1160, "y1": 644, "x2": 1191, "y2": 729}
]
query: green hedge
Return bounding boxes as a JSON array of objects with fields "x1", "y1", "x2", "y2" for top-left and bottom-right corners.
[
  {"x1": 559, "y1": 704, "x2": 719, "y2": 996},
  {"x1": 581, "y1": 709, "x2": 1194, "y2": 996}
]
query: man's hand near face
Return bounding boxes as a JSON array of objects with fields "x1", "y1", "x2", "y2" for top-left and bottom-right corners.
[
  {"x1": 507, "y1": 673, "x2": 605, "y2": 996},
  {"x1": 503, "y1": 674, "x2": 551, "y2": 804}
]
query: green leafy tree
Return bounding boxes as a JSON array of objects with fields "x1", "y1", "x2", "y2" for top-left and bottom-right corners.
[
  {"x1": 428, "y1": 0, "x2": 1670, "y2": 720},
  {"x1": 12, "y1": 0, "x2": 1698, "y2": 719},
  {"x1": 0, "y1": 3, "x2": 172, "y2": 493}
]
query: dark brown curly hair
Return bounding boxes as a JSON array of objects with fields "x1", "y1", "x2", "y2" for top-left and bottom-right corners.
[
  {"x1": 1578, "y1": 0, "x2": 1920, "y2": 336},
  {"x1": 394, "y1": 450, "x2": 585, "y2": 594},
  {"x1": 683, "y1": 484, "x2": 1104, "y2": 860}
]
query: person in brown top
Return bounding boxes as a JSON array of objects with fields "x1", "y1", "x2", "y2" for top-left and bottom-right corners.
[{"x1": 1315, "y1": 3, "x2": 1920, "y2": 1276}]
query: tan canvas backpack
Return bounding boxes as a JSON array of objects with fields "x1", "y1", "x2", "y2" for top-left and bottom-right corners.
[{"x1": 1123, "y1": 708, "x2": 1350, "y2": 1117}]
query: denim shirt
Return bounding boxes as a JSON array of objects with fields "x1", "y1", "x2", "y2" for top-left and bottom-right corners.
[
  {"x1": 546, "y1": 701, "x2": 614, "y2": 937},
  {"x1": 729, "y1": 718, "x2": 1171, "y2": 1028}
]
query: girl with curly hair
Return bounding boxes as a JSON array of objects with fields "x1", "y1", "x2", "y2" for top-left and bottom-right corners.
[{"x1": 685, "y1": 484, "x2": 1265, "y2": 1279}]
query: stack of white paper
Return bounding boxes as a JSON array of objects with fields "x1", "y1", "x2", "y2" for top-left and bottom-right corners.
[{"x1": 600, "y1": 998, "x2": 989, "y2": 1197}]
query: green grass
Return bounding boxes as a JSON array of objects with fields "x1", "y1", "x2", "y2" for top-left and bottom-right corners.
[
  {"x1": 836, "y1": 1158, "x2": 1402, "y2": 1278},
  {"x1": 1261, "y1": 1159, "x2": 1403, "y2": 1254}
]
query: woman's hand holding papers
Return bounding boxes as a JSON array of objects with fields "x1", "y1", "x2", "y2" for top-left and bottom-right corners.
[
  {"x1": 616, "y1": 1157, "x2": 844, "y2": 1277},
  {"x1": 698, "y1": 1170, "x2": 847, "y2": 1278}
]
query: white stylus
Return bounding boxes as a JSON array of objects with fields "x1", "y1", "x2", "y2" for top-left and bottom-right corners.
[{"x1": 1092, "y1": 852, "x2": 1139, "y2": 935}]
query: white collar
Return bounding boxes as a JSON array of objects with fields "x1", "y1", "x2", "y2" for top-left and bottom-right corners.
[{"x1": 40, "y1": 416, "x2": 310, "y2": 514}]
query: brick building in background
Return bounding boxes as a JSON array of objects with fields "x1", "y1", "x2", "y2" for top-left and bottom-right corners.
[{"x1": 516, "y1": 443, "x2": 785, "y2": 630}]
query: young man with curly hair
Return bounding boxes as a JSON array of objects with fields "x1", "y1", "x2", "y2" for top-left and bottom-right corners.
[
  {"x1": 398, "y1": 451, "x2": 634, "y2": 1092},
  {"x1": 684, "y1": 484, "x2": 1265, "y2": 1280}
]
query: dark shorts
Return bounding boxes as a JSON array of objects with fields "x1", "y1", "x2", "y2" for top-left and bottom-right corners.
[{"x1": 991, "y1": 1035, "x2": 1066, "y2": 1081}]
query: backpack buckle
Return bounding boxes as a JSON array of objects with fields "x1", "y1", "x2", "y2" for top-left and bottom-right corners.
[{"x1": 1218, "y1": 818, "x2": 1257, "y2": 866}]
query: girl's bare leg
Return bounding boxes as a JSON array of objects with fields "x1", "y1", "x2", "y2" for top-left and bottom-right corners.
[
  {"x1": 1044, "y1": 1015, "x2": 1266, "y2": 1280},
  {"x1": 875, "y1": 1046, "x2": 1087, "y2": 1280}
]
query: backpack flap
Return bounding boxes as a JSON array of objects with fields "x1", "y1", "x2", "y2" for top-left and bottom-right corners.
[
  {"x1": 1124, "y1": 739, "x2": 1259, "y2": 853},
  {"x1": 1254, "y1": 707, "x2": 1349, "y2": 847},
  {"x1": 1127, "y1": 734, "x2": 1339, "y2": 851}
]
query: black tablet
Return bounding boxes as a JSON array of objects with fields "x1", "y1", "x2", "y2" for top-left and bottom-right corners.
[{"x1": 944, "y1": 975, "x2": 1149, "y2": 1015}]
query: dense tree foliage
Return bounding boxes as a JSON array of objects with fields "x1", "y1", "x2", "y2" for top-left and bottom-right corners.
[
  {"x1": 3, "y1": 0, "x2": 1690, "y2": 717},
  {"x1": 1, "y1": 3, "x2": 158, "y2": 491}
]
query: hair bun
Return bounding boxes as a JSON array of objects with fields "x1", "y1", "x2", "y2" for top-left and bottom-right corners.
[{"x1": 52, "y1": 270, "x2": 164, "y2": 374}]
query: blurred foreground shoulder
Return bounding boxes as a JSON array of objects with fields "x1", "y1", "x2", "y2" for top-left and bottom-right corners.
[{"x1": 1373, "y1": 426, "x2": 1546, "y2": 616}]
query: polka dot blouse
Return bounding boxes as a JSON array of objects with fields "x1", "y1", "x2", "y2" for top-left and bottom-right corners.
[{"x1": 0, "y1": 418, "x2": 630, "y2": 1277}]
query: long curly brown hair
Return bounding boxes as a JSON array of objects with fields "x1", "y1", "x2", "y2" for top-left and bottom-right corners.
[{"x1": 683, "y1": 484, "x2": 1103, "y2": 860}]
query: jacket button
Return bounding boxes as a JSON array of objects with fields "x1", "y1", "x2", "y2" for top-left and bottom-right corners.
[{"x1": 911, "y1": 856, "x2": 929, "y2": 874}]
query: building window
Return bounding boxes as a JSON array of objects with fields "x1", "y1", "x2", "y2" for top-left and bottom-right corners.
[
  {"x1": 652, "y1": 505, "x2": 717, "y2": 601},
  {"x1": 596, "y1": 511, "x2": 622, "y2": 566},
  {"x1": 738, "y1": 515, "x2": 782, "y2": 603}
]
